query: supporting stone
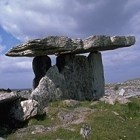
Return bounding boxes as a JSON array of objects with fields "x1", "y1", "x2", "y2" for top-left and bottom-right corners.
[
  {"x1": 31, "y1": 53, "x2": 105, "y2": 101},
  {"x1": 32, "y1": 55, "x2": 51, "y2": 89},
  {"x1": 55, "y1": 52, "x2": 105, "y2": 100},
  {"x1": 88, "y1": 52, "x2": 105, "y2": 99},
  {"x1": 56, "y1": 54, "x2": 66, "y2": 72},
  {"x1": 56, "y1": 54, "x2": 93, "y2": 100}
]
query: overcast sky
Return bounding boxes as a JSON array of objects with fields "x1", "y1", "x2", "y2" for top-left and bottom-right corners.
[{"x1": 0, "y1": 0, "x2": 140, "y2": 89}]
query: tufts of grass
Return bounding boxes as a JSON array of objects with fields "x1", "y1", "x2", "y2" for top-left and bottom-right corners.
[{"x1": 7, "y1": 97, "x2": 140, "y2": 140}]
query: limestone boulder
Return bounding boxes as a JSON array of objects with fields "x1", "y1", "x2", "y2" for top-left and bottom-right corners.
[
  {"x1": 10, "y1": 99, "x2": 38, "y2": 121},
  {"x1": 31, "y1": 65, "x2": 65, "y2": 114},
  {"x1": 5, "y1": 35, "x2": 135, "y2": 57}
]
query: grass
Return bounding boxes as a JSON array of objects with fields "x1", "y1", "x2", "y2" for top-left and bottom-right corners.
[{"x1": 7, "y1": 97, "x2": 140, "y2": 140}]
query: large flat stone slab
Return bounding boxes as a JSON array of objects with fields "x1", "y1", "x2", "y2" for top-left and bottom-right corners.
[{"x1": 5, "y1": 35, "x2": 135, "y2": 57}]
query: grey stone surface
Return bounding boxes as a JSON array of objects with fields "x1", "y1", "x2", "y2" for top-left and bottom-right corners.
[
  {"x1": 0, "y1": 92, "x2": 18, "y2": 104},
  {"x1": 56, "y1": 52, "x2": 104, "y2": 100},
  {"x1": 57, "y1": 54, "x2": 92, "y2": 100},
  {"x1": 88, "y1": 52, "x2": 105, "y2": 99},
  {"x1": 31, "y1": 65, "x2": 64, "y2": 114},
  {"x1": 31, "y1": 52, "x2": 104, "y2": 101},
  {"x1": 0, "y1": 137, "x2": 6, "y2": 140},
  {"x1": 80, "y1": 124, "x2": 91, "y2": 140},
  {"x1": 5, "y1": 35, "x2": 135, "y2": 57},
  {"x1": 14, "y1": 90, "x2": 31, "y2": 99},
  {"x1": 63, "y1": 100, "x2": 80, "y2": 107},
  {"x1": 10, "y1": 99, "x2": 38, "y2": 121},
  {"x1": 105, "y1": 79, "x2": 140, "y2": 98},
  {"x1": 0, "y1": 90, "x2": 31, "y2": 104}
]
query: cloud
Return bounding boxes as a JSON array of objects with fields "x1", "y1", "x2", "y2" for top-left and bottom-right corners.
[
  {"x1": 0, "y1": 0, "x2": 138, "y2": 41},
  {"x1": 0, "y1": 55, "x2": 33, "y2": 88},
  {"x1": 0, "y1": 0, "x2": 77, "y2": 40},
  {"x1": 0, "y1": 55, "x2": 32, "y2": 72},
  {"x1": 0, "y1": 54, "x2": 56, "y2": 88},
  {"x1": 0, "y1": 0, "x2": 140, "y2": 88},
  {"x1": 0, "y1": 35, "x2": 6, "y2": 53},
  {"x1": 0, "y1": 36, "x2": 2, "y2": 52},
  {"x1": 102, "y1": 47, "x2": 140, "y2": 67}
]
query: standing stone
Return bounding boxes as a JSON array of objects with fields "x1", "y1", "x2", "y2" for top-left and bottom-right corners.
[
  {"x1": 32, "y1": 55, "x2": 51, "y2": 89},
  {"x1": 56, "y1": 54, "x2": 93, "y2": 100},
  {"x1": 56, "y1": 52, "x2": 105, "y2": 100},
  {"x1": 31, "y1": 65, "x2": 65, "y2": 114},
  {"x1": 88, "y1": 52, "x2": 105, "y2": 99}
]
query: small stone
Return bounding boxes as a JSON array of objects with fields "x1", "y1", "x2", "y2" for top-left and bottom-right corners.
[
  {"x1": 100, "y1": 95, "x2": 117, "y2": 105},
  {"x1": 116, "y1": 97, "x2": 131, "y2": 104},
  {"x1": 80, "y1": 124, "x2": 91, "y2": 139},
  {"x1": 58, "y1": 111, "x2": 77, "y2": 123},
  {"x1": 119, "y1": 89, "x2": 125, "y2": 96},
  {"x1": 63, "y1": 100, "x2": 80, "y2": 107}
]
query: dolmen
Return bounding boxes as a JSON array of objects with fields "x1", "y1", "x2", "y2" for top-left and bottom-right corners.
[{"x1": 6, "y1": 35, "x2": 135, "y2": 102}]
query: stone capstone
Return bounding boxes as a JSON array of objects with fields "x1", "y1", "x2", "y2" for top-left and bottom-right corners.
[{"x1": 5, "y1": 35, "x2": 135, "y2": 57}]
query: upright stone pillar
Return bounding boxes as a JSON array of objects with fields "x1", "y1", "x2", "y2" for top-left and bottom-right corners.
[
  {"x1": 32, "y1": 55, "x2": 51, "y2": 89},
  {"x1": 56, "y1": 54, "x2": 93, "y2": 100},
  {"x1": 88, "y1": 52, "x2": 105, "y2": 99}
]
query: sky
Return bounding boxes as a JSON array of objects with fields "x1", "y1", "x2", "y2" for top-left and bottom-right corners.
[{"x1": 0, "y1": 0, "x2": 140, "y2": 89}]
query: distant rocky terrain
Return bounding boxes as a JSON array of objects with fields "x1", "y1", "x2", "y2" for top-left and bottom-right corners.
[{"x1": 105, "y1": 78, "x2": 140, "y2": 97}]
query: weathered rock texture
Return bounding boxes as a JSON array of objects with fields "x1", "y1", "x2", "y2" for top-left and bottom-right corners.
[
  {"x1": 88, "y1": 52, "x2": 105, "y2": 99},
  {"x1": 31, "y1": 65, "x2": 65, "y2": 114},
  {"x1": 56, "y1": 54, "x2": 91, "y2": 100},
  {"x1": 33, "y1": 52, "x2": 104, "y2": 102},
  {"x1": 0, "y1": 92, "x2": 18, "y2": 104},
  {"x1": 3, "y1": 35, "x2": 136, "y2": 124},
  {"x1": 6, "y1": 35, "x2": 135, "y2": 57},
  {"x1": 60, "y1": 52, "x2": 104, "y2": 100},
  {"x1": 10, "y1": 99, "x2": 38, "y2": 121}
]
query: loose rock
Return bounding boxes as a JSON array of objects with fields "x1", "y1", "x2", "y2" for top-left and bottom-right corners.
[
  {"x1": 10, "y1": 99, "x2": 38, "y2": 121},
  {"x1": 31, "y1": 65, "x2": 64, "y2": 114}
]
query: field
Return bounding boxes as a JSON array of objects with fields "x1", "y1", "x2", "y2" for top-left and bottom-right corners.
[{"x1": 7, "y1": 97, "x2": 140, "y2": 140}]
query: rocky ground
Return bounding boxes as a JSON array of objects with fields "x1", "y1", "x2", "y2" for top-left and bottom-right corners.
[{"x1": 0, "y1": 78, "x2": 140, "y2": 140}]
